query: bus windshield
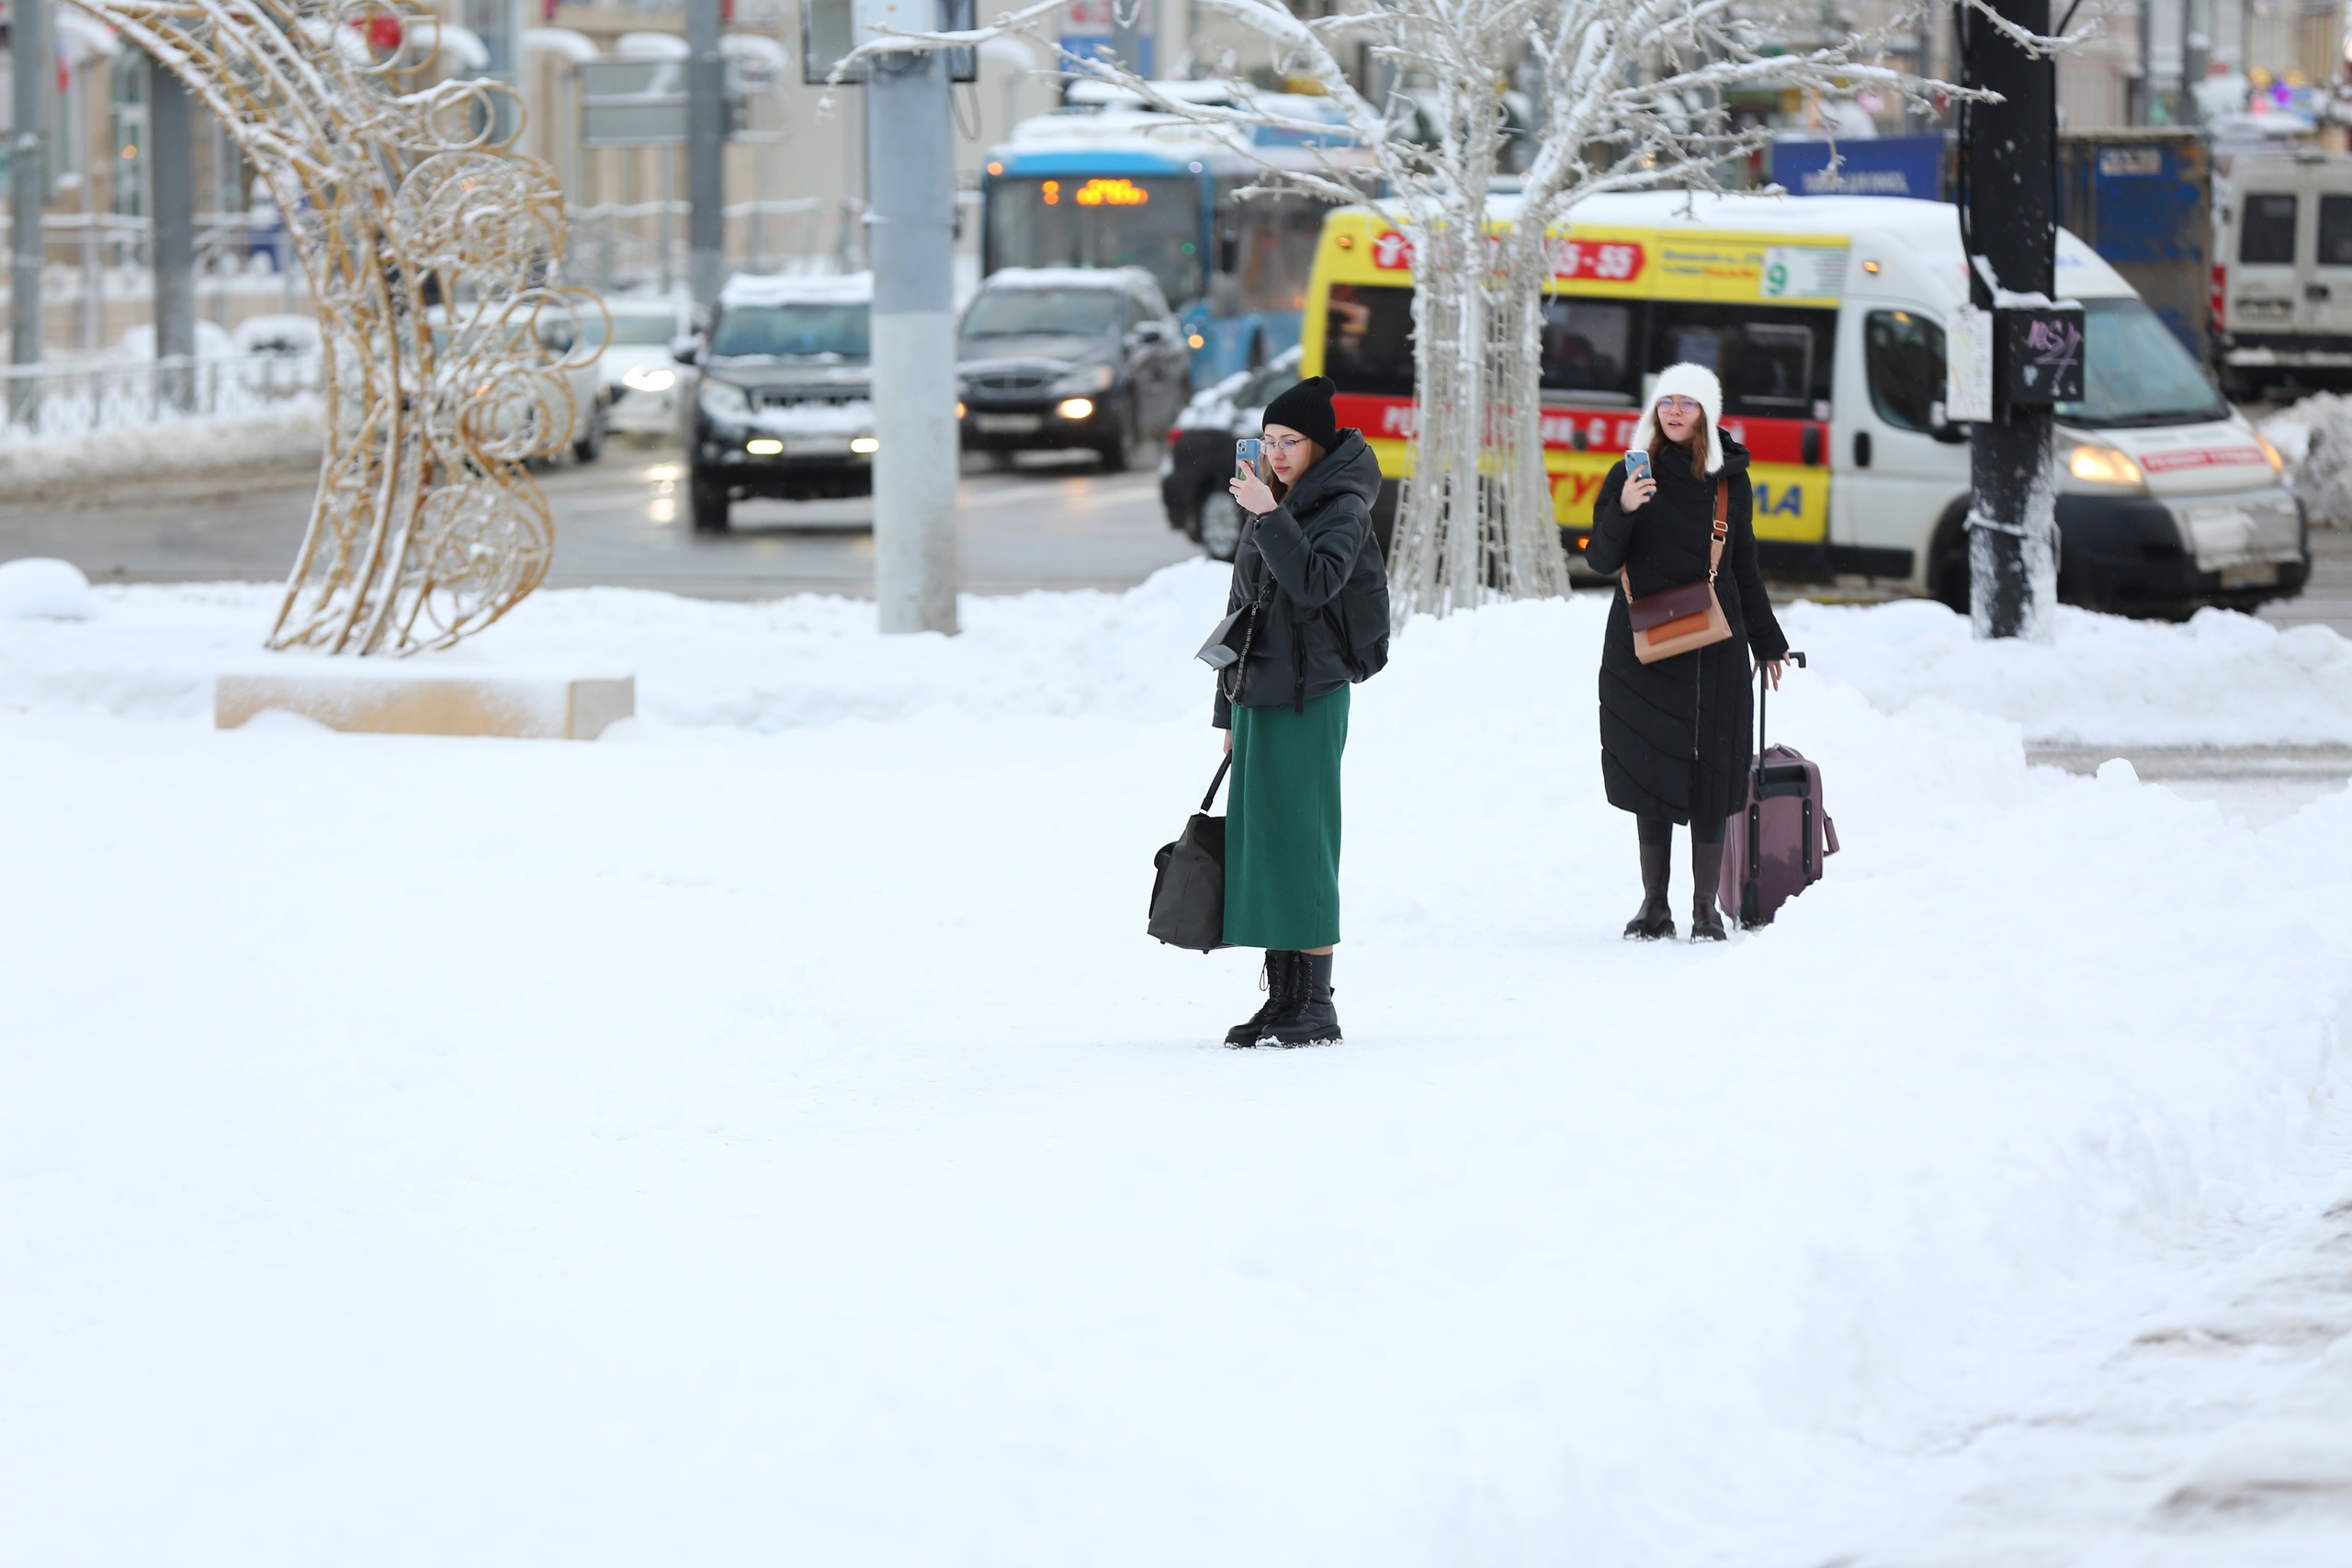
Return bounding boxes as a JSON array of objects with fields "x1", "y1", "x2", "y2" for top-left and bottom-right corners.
[
  {"x1": 2055, "y1": 298, "x2": 2227, "y2": 427},
  {"x1": 987, "y1": 175, "x2": 1204, "y2": 307},
  {"x1": 710, "y1": 304, "x2": 870, "y2": 360}
]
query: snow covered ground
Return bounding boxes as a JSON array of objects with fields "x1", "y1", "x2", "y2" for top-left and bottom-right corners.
[{"x1": 5, "y1": 563, "x2": 2352, "y2": 1564}]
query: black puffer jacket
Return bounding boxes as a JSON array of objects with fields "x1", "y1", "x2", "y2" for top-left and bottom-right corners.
[
  {"x1": 1586, "y1": 433, "x2": 1790, "y2": 824},
  {"x1": 1211, "y1": 430, "x2": 1386, "y2": 727}
]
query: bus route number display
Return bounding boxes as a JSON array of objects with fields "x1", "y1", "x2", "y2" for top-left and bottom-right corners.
[{"x1": 1038, "y1": 177, "x2": 1152, "y2": 208}]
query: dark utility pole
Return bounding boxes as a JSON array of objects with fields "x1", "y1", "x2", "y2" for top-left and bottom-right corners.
[
  {"x1": 150, "y1": 61, "x2": 198, "y2": 413},
  {"x1": 685, "y1": 0, "x2": 726, "y2": 309},
  {"x1": 11, "y1": 0, "x2": 51, "y2": 423},
  {"x1": 1960, "y1": 0, "x2": 2070, "y2": 638}
]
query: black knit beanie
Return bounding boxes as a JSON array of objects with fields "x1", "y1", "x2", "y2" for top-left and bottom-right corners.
[{"x1": 1262, "y1": 375, "x2": 1339, "y2": 450}]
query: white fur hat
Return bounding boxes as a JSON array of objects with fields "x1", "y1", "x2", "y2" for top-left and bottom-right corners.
[{"x1": 1631, "y1": 362, "x2": 1725, "y2": 475}]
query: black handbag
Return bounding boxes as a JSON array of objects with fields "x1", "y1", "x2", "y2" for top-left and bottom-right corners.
[{"x1": 1148, "y1": 756, "x2": 1232, "y2": 952}]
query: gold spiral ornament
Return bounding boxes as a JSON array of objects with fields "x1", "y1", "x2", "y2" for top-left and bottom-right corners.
[{"x1": 75, "y1": 0, "x2": 605, "y2": 654}]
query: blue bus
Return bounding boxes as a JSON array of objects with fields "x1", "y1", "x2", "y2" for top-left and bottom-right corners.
[{"x1": 979, "y1": 88, "x2": 1363, "y2": 386}]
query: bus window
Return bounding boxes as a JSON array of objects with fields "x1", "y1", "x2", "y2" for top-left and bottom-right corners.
[
  {"x1": 1864, "y1": 310, "x2": 1945, "y2": 432},
  {"x1": 1227, "y1": 195, "x2": 1327, "y2": 314},
  {"x1": 986, "y1": 175, "x2": 1206, "y2": 309},
  {"x1": 1322, "y1": 283, "x2": 1415, "y2": 396},
  {"x1": 1540, "y1": 299, "x2": 1638, "y2": 402},
  {"x1": 1645, "y1": 303, "x2": 1835, "y2": 418}
]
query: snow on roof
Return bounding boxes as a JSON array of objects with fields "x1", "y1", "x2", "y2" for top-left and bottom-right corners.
[
  {"x1": 978, "y1": 266, "x2": 1153, "y2": 292},
  {"x1": 720, "y1": 272, "x2": 873, "y2": 307}
]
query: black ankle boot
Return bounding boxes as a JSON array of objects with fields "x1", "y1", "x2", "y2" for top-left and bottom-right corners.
[
  {"x1": 1690, "y1": 835, "x2": 1727, "y2": 942},
  {"x1": 1226, "y1": 951, "x2": 1300, "y2": 1048},
  {"x1": 1269, "y1": 951, "x2": 1341, "y2": 1046},
  {"x1": 1623, "y1": 838, "x2": 1676, "y2": 941}
]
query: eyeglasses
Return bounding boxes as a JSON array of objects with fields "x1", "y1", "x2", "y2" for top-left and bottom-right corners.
[
  {"x1": 1262, "y1": 435, "x2": 1311, "y2": 454},
  {"x1": 1656, "y1": 396, "x2": 1702, "y2": 414}
]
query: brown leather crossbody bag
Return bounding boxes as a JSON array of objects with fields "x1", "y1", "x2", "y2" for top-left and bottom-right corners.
[{"x1": 1621, "y1": 478, "x2": 1733, "y2": 665}]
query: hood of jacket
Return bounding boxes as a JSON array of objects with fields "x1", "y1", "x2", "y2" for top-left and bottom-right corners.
[
  {"x1": 1631, "y1": 362, "x2": 1729, "y2": 476},
  {"x1": 1279, "y1": 428, "x2": 1383, "y2": 517}
]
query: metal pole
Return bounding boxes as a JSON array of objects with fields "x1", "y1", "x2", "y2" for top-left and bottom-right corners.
[
  {"x1": 865, "y1": 16, "x2": 959, "y2": 634},
  {"x1": 11, "y1": 0, "x2": 50, "y2": 424},
  {"x1": 2182, "y1": 0, "x2": 2210, "y2": 124},
  {"x1": 151, "y1": 58, "x2": 198, "y2": 412},
  {"x1": 685, "y1": 0, "x2": 726, "y2": 308},
  {"x1": 2137, "y1": 0, "x2": 2155, "y2": 122},
  {"x1": 1114, "y1": 0, "x2": 1147, "y2": 76},
  {"x1": 1962, "y1": 0, "x2": 2058, "y2": 639}
]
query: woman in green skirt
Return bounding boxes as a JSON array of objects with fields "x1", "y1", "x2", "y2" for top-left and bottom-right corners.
[{"x1": 1212, "y1": 376, "x2": 1388, "y2": 1048}]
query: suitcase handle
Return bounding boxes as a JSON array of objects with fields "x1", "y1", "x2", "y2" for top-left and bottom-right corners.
[{"x1": 1757, "y1": 649, "x2": 1806, "y2": 761}]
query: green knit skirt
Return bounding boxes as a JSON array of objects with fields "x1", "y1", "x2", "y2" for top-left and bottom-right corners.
[{"x1": 1224, "y1": 684, "x2": 1349, "y2": 950}]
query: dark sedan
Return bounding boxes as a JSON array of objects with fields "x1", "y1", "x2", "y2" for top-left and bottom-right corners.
[
  {"x1": 957, "y1": 268, "x2": 1193, "y2": 471},
  {"x1": 1158, "y1": 349, "x2": 1398, "y2": 561}
]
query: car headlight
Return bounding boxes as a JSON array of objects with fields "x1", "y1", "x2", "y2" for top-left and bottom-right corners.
[
  {"x1": 1051, "y1": 363, "x2": 1116, "y2": 397},
  {"x1": 699, "y1": 378, "x2": 751, "y2": 420},
  {"x1": 2067, "y1": 443, "x2": 2144, "y2": 487},
  {"x1": 625, "y1": 365, "x2": 676, "y2": 393}
]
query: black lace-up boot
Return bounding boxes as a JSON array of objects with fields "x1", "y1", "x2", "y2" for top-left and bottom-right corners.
[
  {"x1": 1269, "y1": 952, "x2": 1341, "y2": 1047},
  {"x1": 1226, "y1": 951, "x2": 1301, "y2": 1048},
  {"x1": 1623, "y1": 838, "x2": 1676, "y2": 941},
  {"x1": 1690, "y1": 835, "x2": 1728, "y2": 942}
]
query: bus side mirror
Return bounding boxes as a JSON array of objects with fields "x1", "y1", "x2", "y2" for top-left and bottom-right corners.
[
  {"x1": 1217, "y1": 230, "x2": 1239, "y2": 273},
  {"x1": 1928, "y1": 399, "x2": 1968, "y2": 444},
  {"x1": 671, "y1": 333, "x2": 702, "y2": 366}
]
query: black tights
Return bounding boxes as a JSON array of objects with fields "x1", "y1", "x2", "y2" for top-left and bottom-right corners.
[{"x1": 1637, "y1": 813, "x2": 1724, "y2": 847}]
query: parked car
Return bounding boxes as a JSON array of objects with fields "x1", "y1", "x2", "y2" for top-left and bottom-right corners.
[
  {"x1": 432, "y1": 310, "x2": 607, "y2": 467},
  {"x1": 590, "y1": 294, "x2": 695, "y2": 436},
  {"x1": 677, "y1": 272, "x2": 876, "y2": 533},
  {"x1": 956, "y1": 266, "x2": 1193, "y2": 470},
  {"x1": 1159, "y1": 348, "x2": 1302, "y2": 560}
]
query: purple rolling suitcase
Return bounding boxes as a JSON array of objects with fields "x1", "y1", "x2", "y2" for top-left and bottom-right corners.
[{"x1": 1719, "y1": 650, "x2": 1839, "y2": 930}]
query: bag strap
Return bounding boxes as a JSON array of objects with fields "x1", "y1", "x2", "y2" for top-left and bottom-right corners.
[
  {"x1": 1707, "y1": 479, "x2": 1729, "y2": 584},
  {"x1": 1618, "y1": 476, "x2": 1733, "y2": 601},
  {"x1": 1202, "y1": 754, "x2": 1232, "y2": 812}
]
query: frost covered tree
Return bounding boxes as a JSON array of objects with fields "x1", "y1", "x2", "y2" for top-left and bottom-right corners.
[{"x1": 845, "y1": 0, "x2": 2000, "y2": 616}]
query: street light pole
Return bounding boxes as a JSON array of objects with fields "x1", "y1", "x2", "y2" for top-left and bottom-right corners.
[
  {"x1": 863, "y1": 10, "x2": 959, "y2": 635},
  {"x1": 11, "y1": 0, "x2": 51, "y2": 423},
  {"x1": 685, "y1": 0, "x2": 726, "y2": 309},
  {"x1": 1961, "y1": 0, "x2": 2061, "y2": 638}
]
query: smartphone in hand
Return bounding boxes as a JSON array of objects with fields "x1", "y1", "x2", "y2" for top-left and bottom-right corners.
[
  {"x1": 1235, "y1": 437, "x2": 1264, "y2": 479},
  {"x1": 1623, "y1": 448, "x2": 1651, "y2": 482}
]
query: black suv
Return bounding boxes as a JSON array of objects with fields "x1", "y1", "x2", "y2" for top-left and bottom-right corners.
[
  {"x1": 957, "y1": 268, "x2": 1193, "y2": 470},
  {"x1": 678, "y1": 276, "x2": 876, "y2": 533}
]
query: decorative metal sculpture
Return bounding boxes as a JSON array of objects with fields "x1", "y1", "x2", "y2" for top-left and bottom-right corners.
[{"x1": 74, "y1": 0, "x2": 603, "y2": 654}]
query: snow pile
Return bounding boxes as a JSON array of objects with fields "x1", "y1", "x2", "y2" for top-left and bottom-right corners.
[
  {"x1": 7, "y1": 561, "x2": 2351, "y2": 748},
  {"x1": 1781, "y1": 593, "x2": 2352, "y2": 746},
  {"x1": 0, "y1": 401, "x2": 322, "y2": 497},
  {"x1": 0, "y1": 558, "x2": 92, "y2": 621},
  {"x1": 2258, "y1": 392, "x2": 2352, "y2": 527},
  {"x1": 1, "y1": 580, "x2": 2348, "y2": 1564}
]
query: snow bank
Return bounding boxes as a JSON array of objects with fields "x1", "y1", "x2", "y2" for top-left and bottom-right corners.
[
  {"x1": 0, "y1": 402, "x2": 321, "y2": 498},
  {"x1": 6, "y1": 562, "x2": 2351, "y2": 747},
  {"x1": 2258, "y1": 392, "x2": 2352, "y2": 527},
  {"x1": 1, "y1": 581, "x2": 2347, "y2": 1565}
]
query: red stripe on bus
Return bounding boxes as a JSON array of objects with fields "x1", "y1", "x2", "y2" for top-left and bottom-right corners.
[{"x1": 1332, "y1": 392, "x2": 1826, "y2": 466}]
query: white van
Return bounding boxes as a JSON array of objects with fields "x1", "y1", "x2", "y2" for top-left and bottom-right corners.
[
  {"x1": 2213, "y1": 151, "x2": 2352, "y2": 400},
  {"x1": 1303, "y1": 192, "x2": 2310, "y2": 616}
]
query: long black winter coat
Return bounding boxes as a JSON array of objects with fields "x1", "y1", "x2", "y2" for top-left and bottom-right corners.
[
  {"x1": 1586, "y1": 434, "x2": 1790, "y2": 825},
  {"x1": 1211, "y1": 430, "x2": 1386, "y2": 727}
]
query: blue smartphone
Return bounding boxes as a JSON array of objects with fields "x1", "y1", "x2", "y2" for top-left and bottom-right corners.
[
  {"x1": 1236, "y1": 437, "x2": 1264, "y2": 478},
  {"x1": 1623, "y1": 448, "x2": 1651, "y2": 481}
]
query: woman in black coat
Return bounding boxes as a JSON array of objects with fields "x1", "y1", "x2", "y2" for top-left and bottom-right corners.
[{"x1": 1585, "y1": 362, "x2": 1790, "y2": 942}]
